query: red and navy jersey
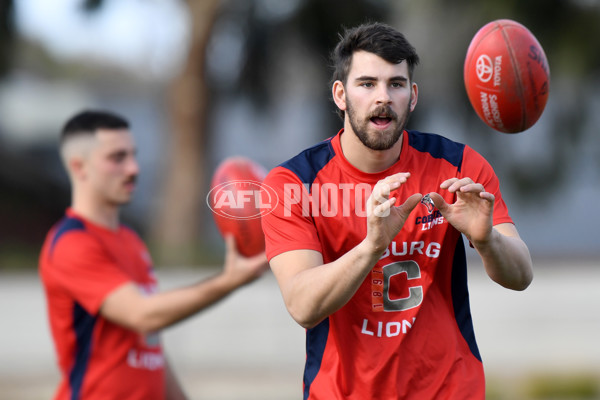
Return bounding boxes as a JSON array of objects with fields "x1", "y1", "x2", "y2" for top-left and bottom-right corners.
[
  {"x1": 262, "y1": 129, "x2": 513, "y2": 399},
  {"x1": 39, "y1": 209, "x2": 165, "y2": 400}
]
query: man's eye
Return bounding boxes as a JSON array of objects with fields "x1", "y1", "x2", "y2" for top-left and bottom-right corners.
[
  {"x1": 110, "y1": 153, "x2": 127, "y2": 163},
  {"x1": 361, "y1": 82, "x2": 374, "y2": 88}
]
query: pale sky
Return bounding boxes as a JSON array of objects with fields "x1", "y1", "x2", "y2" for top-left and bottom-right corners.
[{"x1": 15, "y1": 0, "x2": 191, "y2": 79}]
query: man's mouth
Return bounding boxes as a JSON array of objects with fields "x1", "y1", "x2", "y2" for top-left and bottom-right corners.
[
  {"x1": 369, "y1": 106, "x2": 397, "y2": 128},
  {"x1": 370, "y1": 116, "x2": 392, "y2": 126},
  {"x1": 124, "y1": 176, "x2": 137, "y2": 190}
]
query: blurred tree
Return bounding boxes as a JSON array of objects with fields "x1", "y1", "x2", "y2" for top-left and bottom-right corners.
[
  {"x1": 0, "y1": 0, "x2": 62, "y2": 268},
  {"x1": 0, "y1": 0, "x2": 15, "y2": 78},
  {"x1": 79, "y1": 0, "x2": 221, "y2": 265},
  {"x1": 81, "y1": 0, "x2": 103, "y2": 12},
  {"x1": 152, "y1": 0, "x2": 390, "y2": 264},
  {"x1": 216, "y1": 0, "x2": 388, "y2": 123},
  {"x1": 150, "y1": 0, "x2": 221, "y2": 265}
]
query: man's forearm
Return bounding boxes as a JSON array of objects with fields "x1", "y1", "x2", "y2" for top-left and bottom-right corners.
[
  {"x1": 138, "y1": 273, "x2": 238, "y2": 333},
  {"x1": 277, "y1": 240, "x2": 382, "y2": 329},
  {"x1": 473, "y1": 227, "x2": 533, "y2": 290}
]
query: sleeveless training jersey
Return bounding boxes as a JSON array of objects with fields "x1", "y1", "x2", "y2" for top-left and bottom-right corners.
[
  {"x1": 262, "y1": 129, "x2": 513, "y2": 400},
  {"x1": 39, "y1": 209, "x2": 165, "y2": 400}
]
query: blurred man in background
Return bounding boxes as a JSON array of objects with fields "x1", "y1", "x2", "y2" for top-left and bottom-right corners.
[
  {"x1": 262, "y1": 22, "x2": 533, "y2": 399},
  {"x1": 39, "y1": 110, "x2": 269, "y2": 400}
]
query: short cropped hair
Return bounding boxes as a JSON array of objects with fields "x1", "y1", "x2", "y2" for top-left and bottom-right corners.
[
  {"x1": 61, "y1": 110, "x2": 129, "y2": 144},
  {"x1": 59, "y1": 110, "x2": 130, "y2": 170},
  {"x1": 330, "y1": 22, "x2": 420, "y2": 118}
]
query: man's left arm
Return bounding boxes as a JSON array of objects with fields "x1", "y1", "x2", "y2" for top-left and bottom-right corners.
[
  {"x1": 471, "y1": 222, "x2": 533, "y2": 290},
  {"x1": 429, "y1": 177, "x2": 533, "y2": 291}
]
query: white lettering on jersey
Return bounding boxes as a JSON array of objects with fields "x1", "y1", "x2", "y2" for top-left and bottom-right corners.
[
  {"x1": 127, "y1": 349, "x2": 164, "y2": 370},
  {"x1": 360, "y1": 318, "x2": 416, "y2": 338},
  {"x1": 380, "y1": 241, "x2": 441, "y2": 260}
]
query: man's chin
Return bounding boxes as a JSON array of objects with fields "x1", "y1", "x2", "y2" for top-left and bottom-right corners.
[
  {"x1": 361, "y1": 131, "x2": 402, "y2": 151},
  {"x1": 110, "y1": 197, "x2": 133, "y2": 207}
]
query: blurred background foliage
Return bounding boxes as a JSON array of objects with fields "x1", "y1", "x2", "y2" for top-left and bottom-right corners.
[{"x1": 0, "y1": 0, "x2": 599, "y2": 268}]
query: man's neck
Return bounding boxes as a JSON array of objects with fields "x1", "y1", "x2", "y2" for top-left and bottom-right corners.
[
  {"x1": 339, "y1": 125, "x2": 403, "y2": 174},
  {"x1": 71, "y1": 196, "x2": 120, "y2": 231}
]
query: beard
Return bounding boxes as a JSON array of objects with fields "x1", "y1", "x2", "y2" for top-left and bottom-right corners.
[{"x1": 347, "y1": 96, "x2": 412, "y2": 151}]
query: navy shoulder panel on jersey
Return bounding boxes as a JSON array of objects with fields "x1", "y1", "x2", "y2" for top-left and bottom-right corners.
[
  {"x1": 69, "y1": 302, "x2": 97, "y2": 399},
  {"x1": 407, "y1": 130, "x2": 465, "y2": 172},
  {"x1": 50, "y1": 216, "x2": 86, "y2": 253},
  {"x1": 451, "y1": 235, "x2": 481, "y2": 361},
  {"x1": 303, "y1": 318, "x2": 330, "y2": 400},
  {"x1": 279, "y1": 138, "x2": 335, "y2": 189}
]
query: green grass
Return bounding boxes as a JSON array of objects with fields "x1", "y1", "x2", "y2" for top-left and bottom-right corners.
[
  {"x1": 525, "y1": 373, "x2": 600, "y2": 399},
  {"x1": 486, "y1": 373, "x2": 600, "y2": 400}
]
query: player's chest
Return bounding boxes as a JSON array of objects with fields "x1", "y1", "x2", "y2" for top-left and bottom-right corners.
[
  {"x1": 310, "y1": 188, "x2": 452, "y2": 258},
  {"x1": 98, "y1": 235, "x2": 155, "y2": 284}
]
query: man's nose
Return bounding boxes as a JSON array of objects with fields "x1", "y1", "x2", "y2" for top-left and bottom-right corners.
[
  {"x1": 127, "y1": 156, "x2": 140, "y2": 175},
  {"x1": 375, "y1": 86, "x2": 392, "y2": 104}
]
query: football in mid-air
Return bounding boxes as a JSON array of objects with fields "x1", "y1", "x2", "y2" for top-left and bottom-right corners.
[
  {"x1": 464, "y1": 19, "x2": 550, "y2": 133},
  {"x1": 208, "y1": 156, "x2": 268, "y2": 257}
]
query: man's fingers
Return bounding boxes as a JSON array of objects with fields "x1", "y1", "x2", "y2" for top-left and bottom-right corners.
[
  {"x1": 427, "y1": 192, "x2": 449, "y2": 213},
  {"x1": 373, "y1": 173, "x2": 409, "y2": 200},
  {"x1": 439, "y1": 178, "x2": 459, "y2": 190},
  {"x1": 379, "y1": 173, "x2": 411, "y2": 193},
  {"x1": 367, "y1": 172, "x2": 415, "y2": 218},
  {"x1": 370, "y1": 197, "x2": 396, "y2": 217},
  {"x1": 224, "y1": 234, "x2": 236, "y2": 252},
  {"x1": 372, "y1": 183, "x2": 391, "y2": 204},
  {"x1": 429, "y1": 189, "x2": 495, "y2": 213},
  {"x1": 399, "y1": 193, "x2": 423, "y2": 214},
  {"x1": 459, "y1": 182, "x2": 485, "y2": 194},
  {"x1": 479, "y1": 191, "x2": 495, "y2": 202},
  {"x1": 441, "y1": 177, "x2": 480, "y2": 192},
  {"x1": 385, "y1": 172, "x2": 411, "y2": 182},
  {"x1": 247, "y1": 252, "x2": 270, "y2": 274}
]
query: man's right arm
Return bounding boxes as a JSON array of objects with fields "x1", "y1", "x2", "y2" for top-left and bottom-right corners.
[
  {"x1": 100, "y1": 236, "x2": 269, "y2": 334},
  {"x1": 270, "y1": 243, "x2": 382, "y2": 329},
  {"x1": 269, "y1": 173, "x2": 422, "y2": 329}
]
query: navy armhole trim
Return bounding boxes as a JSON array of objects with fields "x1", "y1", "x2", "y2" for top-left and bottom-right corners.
[
  {"x1": 451, "y1": 235, "x2": 481, "y2": 361},
  {"x1": 407, "y1": 130, "x2": 465, "y2": 172},
  {"x1": 303, "y1": 318, "x2": 330, "y2": 400},
  {"x1": 280, "y1": 138, "x2": 335, "y2": 191},
  {"x1": 69, "y1": 302, "x2": 97, "y2": 400},
  {"x1": 50, "y1": 217, "x2": 86, "y2": 255}
]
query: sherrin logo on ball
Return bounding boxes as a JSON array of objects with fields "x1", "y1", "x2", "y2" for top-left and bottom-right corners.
[{"x1": 464, "y1": 19, "x2": 550, "y2": 133}]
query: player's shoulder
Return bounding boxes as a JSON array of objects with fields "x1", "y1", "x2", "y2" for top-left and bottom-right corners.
[
  {"x1": 40, "y1": 216, "x2": 97, "y2": 272},
  {"x1": 267, "y1": 136, "x2": 336, "y2": 185},
  {"x1": 406, "y1": 129, "x2": 467, "y2": 167},
  {"x1": 45, "y1": 215, "x2": 119, "y2": 257},
  {"x1": 407, "y1": 129, "x2": 465, "y2": 146},
  {"x1": 120, "y1": 224, "x2": 143, "y2": 242},
  {"x1": 47, "y1": 216, "x2": 90, "y2": 249}
]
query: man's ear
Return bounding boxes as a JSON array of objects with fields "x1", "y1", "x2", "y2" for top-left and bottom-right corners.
[
  {"x1": 68, "y1": 156, "x2": 87, "y2": 180},
  {"x1": 332, "y1": 80, "x2": 347, "y2": 113},
  {"x1": 409, "y1": 82, "x2": 418, "y2": 112}
]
